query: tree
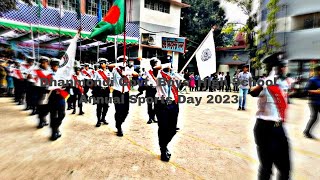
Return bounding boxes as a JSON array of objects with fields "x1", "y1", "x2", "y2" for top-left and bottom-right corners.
[
  {"x1": 180, "y1": 0, "x2": 227, "y2": 47},
  {"x1": 180, "y1": 0, "x2": 227, "y2": 72},
  {"x1": 0, "y1": 0, "x2": 32, "y2": 14},
  {"x1": 253, "y1": 0, "x2": 281, "y2": 70}
]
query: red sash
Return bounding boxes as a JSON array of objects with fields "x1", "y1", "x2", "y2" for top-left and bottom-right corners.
[
  {"x1": 15, "y1": 69, "x2": 23, "y2": 80},
  {"x1": 81, "y1": 69, "x2": 91, "y2": 78},
  {"x1": 116, "y1": 68, "x2": 130, "y2": 93},
  {"x1": 97, "y1": 70, "x2": 108, "y2": 81},
  {"x1": 34, "y1": 69, "x2": 52, "y2": 83},
  {"x1": 73, "y1": 75, "x2": 84, "y2": 94},
  {"x1": 56, "y1": 89, "x2": 69, "y2": 100},
  {"x1": 267, "y1": 85, "x2": 288, "y2": 122},
  {"x1": 160, "y1": 71, "x2": 179, "y2": 104}
]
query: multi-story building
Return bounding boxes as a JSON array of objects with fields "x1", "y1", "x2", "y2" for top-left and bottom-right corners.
[
  {"x1": 259, "y1": 0, "x2": 320, "y2": 78},
  {"x1": 0, "y1": 0, "x2": 189, "y2": 66}
]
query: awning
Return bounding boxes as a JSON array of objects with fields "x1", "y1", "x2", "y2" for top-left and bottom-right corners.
[{"x1": 0, "y1": 18, "x2": 138, "y2": 44}]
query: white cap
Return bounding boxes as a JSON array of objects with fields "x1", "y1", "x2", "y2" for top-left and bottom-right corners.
[{"x1": 117, "y1": 55, "x2": 129, "y2": 61}]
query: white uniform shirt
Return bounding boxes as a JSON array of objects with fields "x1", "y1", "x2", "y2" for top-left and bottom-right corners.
[
  {"x1": 256, "y1": 73, "x2": 287, "y2": 122},
  {"x1": 112, "y1": 67, "x2": 132, "y2": 93},
  {"x1": 95, "y1": 69, "x2": 112, "y2": 88},
  {"x1": 20, "y1": 63, "x2": 36, "y2": 82},
  {"x1": 81, "y1": 69, "x2": 92, "y2": 80},
  {"x1": 32, "y1": 67, "x2": 52, "y2": 87}
]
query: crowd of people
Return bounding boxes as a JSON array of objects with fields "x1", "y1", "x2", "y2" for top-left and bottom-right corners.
[
  {"x1": 1, "y1": 52, "x2": 319, "y2": 178},
  {"x1": 0, "y1": 55, "x2": 185, "y2": 162}
]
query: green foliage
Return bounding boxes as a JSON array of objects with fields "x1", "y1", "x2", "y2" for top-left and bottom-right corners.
[
  {"x1": 253, "y1": 0, "x2": 281, "y2": 70},
  {"x1": 0, "y1": 0, "x2": 32, "y2": 13},
  {"x1": 180, "y1": 0, "x2": 228, "y2": 48}
]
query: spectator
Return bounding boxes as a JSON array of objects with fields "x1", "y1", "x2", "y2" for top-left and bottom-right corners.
[
  {"x1": 237, "y1": 65, "x2": 252, "y2": 110},
  {"x1": 189, "y1": 73, "x2": 195, "y2": 92},
  {"x1": 225, "y1": 72, "x2": 231, "y2": 92},
  {"x1": 0, "y1": 59, "x2": 8, "y2": 96},
  {"x1": 195, "y1": 74, "x2": 200, "y2": 91}
]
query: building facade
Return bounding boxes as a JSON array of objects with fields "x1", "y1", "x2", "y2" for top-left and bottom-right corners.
[
  {"x1": 0, "y1": 0, "x2": 189, "y2": 66},
  {"x1": 259, "y1": 0, "x2": 320, "y2": 78}
]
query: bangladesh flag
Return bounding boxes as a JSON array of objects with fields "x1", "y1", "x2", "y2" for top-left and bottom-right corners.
[{"x1": 90, "y1": 0, "x2": 125, "y2": 41}]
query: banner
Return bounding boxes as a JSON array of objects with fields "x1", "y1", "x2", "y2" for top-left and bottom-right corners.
[
  {"x1": 162, "y1": 37, "x2": 186, "y2": 53},
  {"x1": 196, "y1": 30, "x2": 216, "y2": 79}
]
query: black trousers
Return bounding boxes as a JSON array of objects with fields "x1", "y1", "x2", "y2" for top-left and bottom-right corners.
[
  {"x1": 155, "y1": 100, "x2": 179, "y2": 149},
  {"x1": 48, "y1": 91, "x2": 66, "y2": 131},
  {"x1": 37, "y1": 87, "x2": 49, "y2": 124},
  {"x1": 15, "y1": 79, "x2": 24, "y2": 103},
  {"x1": 146, "y1": 87, "x2": 156, "y2": 120},
  {"x1": 113, "y1": 90, "x2": 129, "y2": 129},
  {"x1": 25, "y1": 80, "x2": 33, "y2": 107},
  {"x1": 254, "y1": 119, "x2": 290, "y2": 180},
  {"x1": 96, "y1": 87, "x2": 110, "y2": 121},
  {"x1": 304, "y1": 103, "x2": 320, "y2": 134},
  {"x1": 83, "y1": 79, "x2": 90, "y2": 98}
]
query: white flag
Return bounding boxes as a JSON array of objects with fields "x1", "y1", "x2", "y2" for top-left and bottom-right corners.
[
  {"x1": 57, "y1": 32, "x2": 80, "y2": 80},
  {"x1": 196, "y1": 29, "x2": 216, "y2": 79}
]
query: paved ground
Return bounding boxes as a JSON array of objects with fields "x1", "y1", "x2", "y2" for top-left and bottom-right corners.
[{"x1": 0, "y1": 91, "x2": 319, "y2": 179}]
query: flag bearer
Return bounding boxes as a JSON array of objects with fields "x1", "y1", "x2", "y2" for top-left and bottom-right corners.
[
  {"x1": 249, "y1": 52, "x2": 291, "y2": 180},
  {"x1": 47, "y1": 58, "x2": 69, "y2": 141}
]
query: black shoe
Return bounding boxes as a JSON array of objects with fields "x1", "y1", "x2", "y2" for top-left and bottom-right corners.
[
  {"x1": 37, "y1": 122, "x2": 48, "y2": 129},
  {"x1": 96, "y1": 122, "x2": 101, "y2": 127},
  {"x1": 102, "y1": 120, "x2": 108, "y2": 125},
  {"x1": 237, "y1": 107, "x2": 242, "y2": 111},
  {"x1": 50, "y1": 131, "x2": 62, "y2": 141},
  {"x1": 72, "y1": 110, "x2": 76, "y2": 114},
  {"x1": 152, "y1": 118, "x2": 158, "y2": 123},
  {"x1": 147, "y1": 119, "x2": 153, "y2": 124},
  {"x1": 30, "y1": 110, "x2": 37, "y2": 116},
  {"x1": 67, "y1": 107, "x2": 71, "y2": 110},
  {"x1": 24, "y1": 106, "x2": 30, "y2": 111},
  {"x1": 176, "y1": 127, "x2": 180, "y2": 131},
  {"x1": 18, "y1": 102, "x2": 22, "y2": 105},
  {"x1": 79, "y1": 111, "x2": 84, "y2": 115},
  {"x1": 160, "y1": 148, "x2": 171, "y2": 162},
  {"x1": 304, "y1": 131, "x2": 315, "y2": 139},
  {"x1": 242, "y1": 107, "x2": 246, "y2": 111},
  {"x1": 117, "y1": 128, "x2": 123, "y2": 137}
]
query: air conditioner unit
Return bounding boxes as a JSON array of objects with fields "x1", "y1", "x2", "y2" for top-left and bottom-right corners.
[{"x1": 141, "y1": 33, "x2": 156, "y2": 45}]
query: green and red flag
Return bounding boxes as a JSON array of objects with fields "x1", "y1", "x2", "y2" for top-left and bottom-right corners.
[{"x1": 90, "y1": 0, "x2": 125, "y2": 40}]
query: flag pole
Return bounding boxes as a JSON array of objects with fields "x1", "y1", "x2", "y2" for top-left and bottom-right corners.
[
  {"x1": 59, "y1": 0, "x2": 62, "y2": 55},
  {"x1": 123, "y1": 0, "x2": 127, "y2": 64},
  {"x1": 97, "y1": 41, "x2": 100, "y2": 62},
  {"x1": 30, "y1": 24, "x2": 35, "y2": 58},
  {"x1": 180, "y1": 29, "x2": 214, "y2": 74},
  {"x1": 115, "y1": 35, "x2": 118, "y2": 63}
]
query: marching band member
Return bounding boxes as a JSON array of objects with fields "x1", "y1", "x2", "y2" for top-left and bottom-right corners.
[
  {"x1": 71, "y1": 67, "x2": 85, "y2": 115},
  {"x1": 21, "y1": 57, "x2": 37, "y2": 114},
  {"x1": 146, "y1": 58, "x2": 184, "y2": 162},
  {"x1": 108, "y1": 56, "x2": 138, "y2": 136},
  {"x1": 81, "y1": 63, "x2": 92, "y2": 100},
  {"x1": 12, "y1": 60, "x2": 24, "y2": 105},
  {"x1": 93, "y1": 58, "x2": 112, "y2": 127},
  {"x1": 32, "y1": 56, "x2": 52, "y2": 129},
  {"x1": 249, "y1": 52, "x2": 291, "y2": 179}
]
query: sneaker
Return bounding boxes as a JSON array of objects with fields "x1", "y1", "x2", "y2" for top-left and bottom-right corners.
[
  {"x1": 237, "y1": 107, "x2": 242, "y2": 111},
  {"x1": 242, "y1": 107, "x2": 246, "y2": 111}
]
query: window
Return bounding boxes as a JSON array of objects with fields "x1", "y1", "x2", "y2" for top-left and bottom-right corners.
[
  {"x1": 63, "y1": 0, "x2": 78, "y2": 11},
  {"x1": 87, "y1": 0, "x2": 97, "y2": 15},
  {"x1": 101, "y1": 0, "x2": 112, "y2": 16},
  {"x1": 293, "y1": 12, "x2": 320, "y2": 30},
  {"x1": 145, "y1": 0, "x2": 170, "y2": 14},
  {"x1": 48, "y1": 0, "x2": 59, "y2": 8}
]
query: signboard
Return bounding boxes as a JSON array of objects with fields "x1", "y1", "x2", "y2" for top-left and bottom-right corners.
[{"x1": 162, "y1": 37, "x2": 186, "y2": 53}]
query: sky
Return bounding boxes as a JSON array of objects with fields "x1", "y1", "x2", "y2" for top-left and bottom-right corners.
[{"x1": 219, "y1": 0, "x2": 260, "y2": 25}]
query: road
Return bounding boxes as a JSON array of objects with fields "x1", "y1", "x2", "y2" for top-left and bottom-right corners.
[{"x1": 0, "y1": 91, "x2": 319, "y2": 179}]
